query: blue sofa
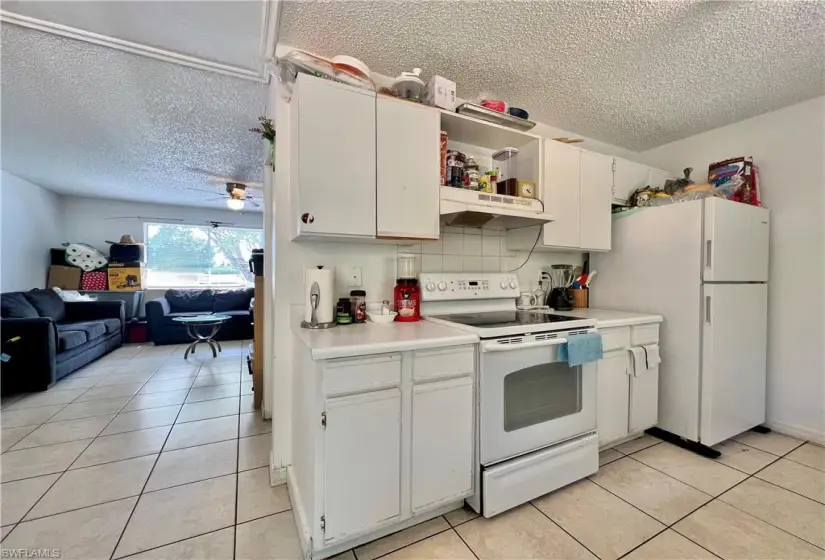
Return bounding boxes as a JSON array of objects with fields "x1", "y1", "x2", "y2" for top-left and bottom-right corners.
[
  {"x1": 1, "y1": 289, "x2": 125, "y2": 393},
  {"x1": 145, "y1": 288, "x2": 253, "y2": 345}
]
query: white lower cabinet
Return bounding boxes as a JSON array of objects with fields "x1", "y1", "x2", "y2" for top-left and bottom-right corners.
[
  {"x1": 597, "y1": 350, "x2": 630, "y2": 446},
  {"x1": 411, "y1": 377, "x2": 473, "y2": 512},
  {"x1": 324, "y1": 389, "x2": 402, "y2": 541},
  {"x1": 290, "y1": 344, "x2": 476, "y2": 559},
  {"x1": 596, "y1": 324, "x2": 661, "y2": 448}
]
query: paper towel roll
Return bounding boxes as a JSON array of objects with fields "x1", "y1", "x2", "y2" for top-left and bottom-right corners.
[{"x1": 305, "y1": 266, "x2": 334, "y2": 324}]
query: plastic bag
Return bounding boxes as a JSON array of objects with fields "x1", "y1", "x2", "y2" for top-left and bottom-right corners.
[{"x1": 708, "y1": 157, "x2": 760, "y2": 206}]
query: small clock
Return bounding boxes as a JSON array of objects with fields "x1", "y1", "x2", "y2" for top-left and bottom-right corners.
[{"x1": 517, "y1": 180, "x2": 536, "y2": 199}]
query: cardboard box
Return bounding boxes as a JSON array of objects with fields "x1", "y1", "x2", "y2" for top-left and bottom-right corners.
[
  {"x1": 107, "y1": 264, "x2": 144, "y2": 291},
  {"x1": 47, "y1": 265, "x2": 82, "y2": 290},
  {"x1": 426, "y1": 75, "x2": 456, "y2": 111}
]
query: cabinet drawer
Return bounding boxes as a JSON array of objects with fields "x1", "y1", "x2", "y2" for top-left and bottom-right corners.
[
  {"x1": 413, "y1": 345, "x2": 475, "y2": 382},
  {"x1": 631, "y1": 324, "x2": 660, "y2": 346},
  {"x1": 600, "y1": 327, "x2": 630, "y2": 352},
  {"x1": 323, "y1": 354, "x2": 402, "y2": 396}
]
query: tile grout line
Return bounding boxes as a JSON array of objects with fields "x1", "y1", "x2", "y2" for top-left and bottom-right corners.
[
  {"x1": 449, "y1": 527, "x2": 481, "y2": 560},
  {"x1": 365, "y1": 520, "x2": 454, "y2": 560},
  {"x1": 589, "y1": 436, "x2": 818, "y2": 559},
  {"x1": 653, "y1": 437, "x2": 823, "y2": 556},
  {"x1": 8, "y1": 394, "x2": 129, "y2": 534},
  {"x1": 233, "y1": 377, "x2": 241, "y2": 560},
  {"x1": 107, "y1": 350, "x2": 198, "y2": 560},
  {"x1": 528, "y1": 501, "x2": 604, "y2": 559}
]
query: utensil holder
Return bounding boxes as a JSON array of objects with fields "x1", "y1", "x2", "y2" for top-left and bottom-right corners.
[{"x1": 570, "y1": 288, "x2": 589, "y2": 308}]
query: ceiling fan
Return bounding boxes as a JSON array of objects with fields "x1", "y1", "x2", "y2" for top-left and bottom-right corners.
[{"x1": 189, "y1": 181, "x2": 262, "y2": 211}]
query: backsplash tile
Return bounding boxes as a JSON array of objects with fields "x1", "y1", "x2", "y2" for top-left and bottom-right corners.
[{"x1": 396, "y1": 226, "x2": 583, "y2": 291}]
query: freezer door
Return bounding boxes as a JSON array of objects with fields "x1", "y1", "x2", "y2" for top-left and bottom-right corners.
[
  {"x1": 700, "y1": 283, "x2": 768, "y2": 446},
  {"x1": 703, "y1": 198, "x2": 769, "y2": 282}
]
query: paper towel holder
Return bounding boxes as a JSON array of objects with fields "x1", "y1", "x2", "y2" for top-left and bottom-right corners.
[{"x1": 301, "y1": 281, "x2": 336, "y2": 329}]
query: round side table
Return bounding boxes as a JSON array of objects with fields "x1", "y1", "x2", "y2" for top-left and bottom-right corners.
[{"x1": 172, "y1": 315, "x2": 231, "y2": 359}]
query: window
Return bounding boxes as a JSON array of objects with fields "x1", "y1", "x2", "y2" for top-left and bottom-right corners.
[{"x1": 144, "y1": 222, "x2": 263, "y2": 289}]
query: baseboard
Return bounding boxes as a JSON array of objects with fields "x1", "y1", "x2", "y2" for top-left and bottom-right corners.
[
  {"x1": 765, "y1": 420, "x2": 825, "y2": 446},
  {"x1": 270, "y1": 449, "x2": 287, "y2": 486}
]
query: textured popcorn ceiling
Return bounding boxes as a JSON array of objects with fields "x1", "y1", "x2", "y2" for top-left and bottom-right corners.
[
  {"x1": 1, "y1": 24, "x2": 267, "y2": 210},
  {"x1": 2, "y1": 0, "x2": 267, "y2": 72},
  {"x1": 279, "y1": 0, "x2": 825, "y2": 150}
]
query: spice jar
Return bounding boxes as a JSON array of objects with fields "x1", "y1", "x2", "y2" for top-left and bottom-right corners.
[
  {"x1": 350, "y1": 290, "x2": 367, "y2": 323},
  {"x1": 336, "y1": 298, "x2": 353, "y2": 324}
]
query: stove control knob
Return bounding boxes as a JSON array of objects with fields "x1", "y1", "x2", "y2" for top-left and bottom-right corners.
[
  {"x1": 509, "y1": 279, "x2": 518, "y2": 289},
  {"x1": 500, "y1": 279, "x2": 509, "y2": 289},
  {"x1": 437, "y1": 281, "x2": 447, "y2": 292},
  {"x1": 425, "y1": 281, "x2": 436, "y2": 292}
]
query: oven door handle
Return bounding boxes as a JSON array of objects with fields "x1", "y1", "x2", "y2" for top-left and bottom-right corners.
[{"x1": 481, "y1": 338, "x2": 568, "y2": 353}]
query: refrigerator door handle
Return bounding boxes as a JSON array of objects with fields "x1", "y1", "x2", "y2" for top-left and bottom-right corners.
[
  {"x1": 705, "y1": 296, "x2": 712, "y2": 325},
  {"x1": 705, "y1": 240, "x2": 712, "y2": 270}
]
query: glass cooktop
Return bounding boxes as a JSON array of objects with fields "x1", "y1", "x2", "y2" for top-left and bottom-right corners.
[{"x1": 430, "y1": 311, "x2": 578, "y2": 329}]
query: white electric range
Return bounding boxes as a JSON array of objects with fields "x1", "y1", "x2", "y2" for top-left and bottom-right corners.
[{"x1": 421, "y1": 272, "x2": 600, "y2": 518}]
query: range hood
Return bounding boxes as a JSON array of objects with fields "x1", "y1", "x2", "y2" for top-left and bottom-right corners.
[{"x1": 439, "y1": 186, "x2": 554, "y2": 229}]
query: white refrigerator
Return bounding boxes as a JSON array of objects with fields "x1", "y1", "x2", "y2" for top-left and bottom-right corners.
[{"x1": 592, "y1": 198, "x2": 769, "y2": 448}]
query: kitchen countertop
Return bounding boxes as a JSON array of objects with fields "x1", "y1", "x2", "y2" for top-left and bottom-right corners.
[
  {"x1": 293, "y1": 318, "x2": 479, "y2": 360},
  {"x1": 552, "y1": 308, "x2": 663, "y2": 328}
]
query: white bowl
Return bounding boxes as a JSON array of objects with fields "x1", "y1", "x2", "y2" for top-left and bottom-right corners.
[{"x1": 368, "y1": 312, "x2": 397, "y2": 324}]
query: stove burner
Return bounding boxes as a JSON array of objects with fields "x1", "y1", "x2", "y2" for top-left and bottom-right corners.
[{"x1": 429, "y1": 311, "x2": 578, "y2": 329}]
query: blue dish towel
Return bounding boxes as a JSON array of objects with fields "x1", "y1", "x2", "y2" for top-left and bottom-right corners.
[{"x1": 559, "y1": 332, "x2": 603, "y2": 367}]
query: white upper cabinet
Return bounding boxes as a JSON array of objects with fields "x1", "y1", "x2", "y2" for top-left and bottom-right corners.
[
  {"x1": 376, "y1": 97, "x2": 440, "y2": 240},
  {"x1": 542, "y1": 141, "x2": 581, "y2": 248},
  {"x1": 291, "y1": 76, "x2": 377, "y2": 240},
  {"x1": 579, "y1": 151, "x2": 613, "y2": 251},
  {"x1": 612, "y1": 158, "x2": 650, "y2": 203}
]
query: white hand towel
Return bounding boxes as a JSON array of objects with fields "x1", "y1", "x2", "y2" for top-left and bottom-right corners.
[
  {"x1": 628, "y1": 347, "x2": 646, "y2": 377},
  {"x1": 642, "y1": 344, "x2": 661, "y2": 367}
]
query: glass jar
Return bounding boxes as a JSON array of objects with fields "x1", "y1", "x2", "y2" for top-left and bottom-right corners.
[
  {"x1": 466, "y1": 157, "x2": 480, "y2": 190},
  {"x1": 350, "y1": 290, "x2": 367, "y2": 323}
]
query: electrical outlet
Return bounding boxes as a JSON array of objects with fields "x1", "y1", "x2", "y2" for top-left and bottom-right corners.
[{"x1": 346, "y1": 266, "x2": 362, "y2": 287}]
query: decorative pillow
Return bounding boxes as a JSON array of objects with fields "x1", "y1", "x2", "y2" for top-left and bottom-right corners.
[
  {"x1": 213, "y1": 288, "x2": 254, "y2": 312},
  {"x1": 1, "y1": 292, "x2": 39, "y2": 319},
  {"x1": 23, "y1": 289, "x2": 67, "y2": 322}
]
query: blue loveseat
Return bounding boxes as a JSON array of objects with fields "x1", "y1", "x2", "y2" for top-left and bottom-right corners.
[
  {"x1": 1, "y1": 289, "x2": 125, "y2": 393},
  {"x1": 145, "y1": 288, "x2": 253, "y2": 345}
]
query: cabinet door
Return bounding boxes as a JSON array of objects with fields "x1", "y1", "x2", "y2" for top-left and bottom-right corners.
[
  {"x1": 293, "y1": 76, "x2": 376, "y2": 238},
  {"x1": 596, "y1": 350, "x2": 630, "y2": 446},
  {"x1": 376, "y1": 97, "x2": 440, "y2": 240},
  {"x1": 612, "y1": 158, "x2": 649, "y2": 203},
  {"x1": 629, "y1": 363, "x2": 659, "y2": 434},
  {"x1": 648, "y1": 168, "x2": 675, "y2": 190},
  {"x1": 542, "y1": 141, "x2": 581, "y2": 248},
  {"x1": 324, "y1": 389, "x2": 401, "y2": 541},
  {"x1": 579, "y1": 151, "x2": 613, "y2": 251},
  {"x1": 411, "y1": 377, "x2": 474, "y2": 512}
]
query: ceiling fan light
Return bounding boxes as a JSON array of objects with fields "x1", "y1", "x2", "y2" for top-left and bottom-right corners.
[{"x1": 226, "y1": 198, "x2": 245, "y2": 211}]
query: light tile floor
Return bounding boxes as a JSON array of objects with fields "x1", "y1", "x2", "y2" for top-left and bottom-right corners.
[{"x1": 3, "y1": 345, "x2": 824, "y2": 559}]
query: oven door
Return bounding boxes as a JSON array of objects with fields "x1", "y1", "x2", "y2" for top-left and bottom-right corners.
[{"x1": 479, "y1": 335, "x2": 596, "y2": 466}]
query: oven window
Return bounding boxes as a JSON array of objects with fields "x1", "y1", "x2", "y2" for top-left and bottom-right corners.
[{"x1": 503, "y1": 363, "x2": 582, "y2": 432}]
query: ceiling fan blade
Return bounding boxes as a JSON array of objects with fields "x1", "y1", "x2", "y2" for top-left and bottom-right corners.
[
  {"x1": 187, "y1": 187, "x2": 224, "y2": 194},
  {"x1": 247, "y1": 199, "x2": 261, "y2": 208}
]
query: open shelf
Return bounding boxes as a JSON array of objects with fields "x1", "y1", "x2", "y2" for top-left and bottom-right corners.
[{"x1": 440, "y1": 109, "x2": 541, "y2": 151}]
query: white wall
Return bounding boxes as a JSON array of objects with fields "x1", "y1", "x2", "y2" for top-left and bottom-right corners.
[
  {"x1": 0, "y1": 171, "x2": 64, "y2": 292},
  {"x1": 642, "y1": 96, "x2": 825, "y2": 443},
  {"x1": 61, "y1": 196, "x2": 263, "y2": 254}
]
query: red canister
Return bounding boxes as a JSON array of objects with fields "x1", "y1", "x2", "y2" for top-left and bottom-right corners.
[{"x1": 393, "y1": 279, "x2": 420, "y2": 322}]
